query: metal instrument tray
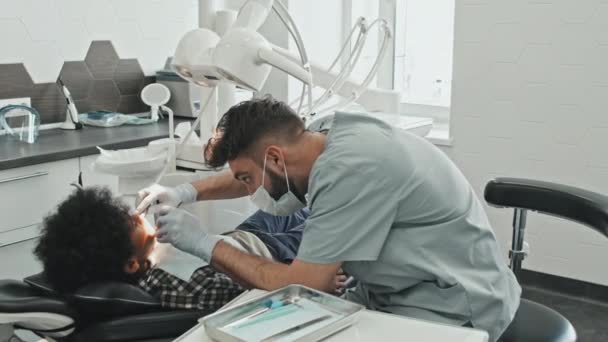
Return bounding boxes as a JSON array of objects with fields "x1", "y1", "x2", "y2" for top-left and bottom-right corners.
[{"x1": 203, "y1": 285, "x2": 364, "y2": 342}]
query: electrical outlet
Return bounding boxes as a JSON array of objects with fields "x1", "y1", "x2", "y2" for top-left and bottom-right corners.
[{"x1": 0, "y1": 97, "x2": 31, "y2": 109}]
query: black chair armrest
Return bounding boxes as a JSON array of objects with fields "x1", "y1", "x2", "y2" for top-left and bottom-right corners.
[{"x1": 484, "y1": 178, "x2": 608, "y2": 237}]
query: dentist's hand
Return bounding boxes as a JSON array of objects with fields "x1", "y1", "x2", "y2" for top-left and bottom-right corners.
[
  {"x1": 152, "y1": 206, "x2": 222, "y2": 262},
  {"x1": 135, "y1": 183, "x2": 198, "y2": 215}
]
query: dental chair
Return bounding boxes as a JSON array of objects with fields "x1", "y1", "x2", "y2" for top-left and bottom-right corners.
[
  {"x1": 486, "y1": 178, "x2": 608, "y2": 342},
  {"x1": 0, "y1": 272, "x2": 207, "y2": 341}
]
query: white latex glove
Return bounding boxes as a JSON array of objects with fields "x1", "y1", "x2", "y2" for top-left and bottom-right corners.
[
  {"x1": 152, "y1": 206, "x2": 222, "y2": 262},
  {"x1": 135, "y1": 183, "x2": 198, "y2": 215}
]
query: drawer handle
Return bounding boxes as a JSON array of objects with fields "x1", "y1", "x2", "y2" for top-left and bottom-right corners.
[{"x1": 0, "y1": 171, "x2": 49, "y2": 184}]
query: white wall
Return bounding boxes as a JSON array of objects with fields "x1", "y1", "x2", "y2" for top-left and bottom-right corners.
[
  {"x1": 0, "y1": 0, "x2": 198, "y2": 81},
  {"x1": 444, "y1": 0, "x2": 608, "y2": 285}
]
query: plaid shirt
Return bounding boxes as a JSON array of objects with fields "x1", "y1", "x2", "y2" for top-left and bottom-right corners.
[{"x1": 138, "y1": 265, "x2": 245, "y2": 311}]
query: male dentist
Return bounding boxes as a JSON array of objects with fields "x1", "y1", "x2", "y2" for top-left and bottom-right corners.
[{"x1": 137, "y1": 96, "x2": 520, "y2": 341}]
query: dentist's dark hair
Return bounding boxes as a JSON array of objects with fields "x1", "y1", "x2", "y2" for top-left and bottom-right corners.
[{"x1": 204, "y1": 95, "x2": 305, "y2": 169}]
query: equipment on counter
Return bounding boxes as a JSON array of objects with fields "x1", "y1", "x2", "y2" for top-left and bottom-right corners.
[
  {"x1": 78, "y1": 111, "x2": 158, "y2": 127},
  {"x1": 58, "y1": 78, "x2": 83, "y2": 130},
  {"x1": 0, "y1": 104, "x2": 40, "y2": 144},
  {"x1": 141, "y1": 83, "x2": 172, "y2": 122}
]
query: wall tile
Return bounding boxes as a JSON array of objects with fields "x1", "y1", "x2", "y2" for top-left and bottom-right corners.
[
  {"x1": 548, "y1": 104, "x2": 590, "y2": 145},
  {"x1": 54, "y1": 0, "x2": 90, "y2": 20},
  {"x1": 481, "y1": 100, "x2": 518, "y2": 139},
  {"x1": 85, "y1": 41, "x2": 120, "y2": 80},
  {"x1": 0, "y1": 64, "x2": 33, "y2": 98},
  {"x1": 551, "y1": 64, "x2": 593, "y2": 105},
  {"x1": 56, "y1": 19, "x2": 91, "y2": 61},
  {"x1": 0, "y1": 19, "x2": 31, "y2": 64},
  {"x1": 490, "y1": 0, "x2": 526, "y2": 24},
  {"x1": 58, "y1": 61, "x2": 94, "y2": 101},
  {"x1": 0, "y1": 1, "x2": 27, "y2": 18},
  {"x1": 486, "y1": 24, "x2": 526, "y2": 63},
  {"x1": 110, "y1": 21, "x2": 143, "y2": 59},
  {"x1": 556, "y1": 0, "x2": 601, "y2": 24},
  {"x1": 85, "y1": 1, "x2": 118, "y2": 41},
  {"x1": 516, "y1": 45, "x2": 559, "y2": 84},
  {"x1": 20, "y1": 0, "x2": 60, "y2": 42},
  {"x1": 584, "y1": 86, "x2": 608, "y2": 127},
  {"x1": 23, "y1": 41, "x2": 64, "y2": 83},
  {"x1": 514, "y1": 83, "x2": 554, "y2": 123},
  {"x1": 74, "y1": 99, "x2": 92, "y2": 114},
  {"x1": 30, "y1": 83, "x2": 67, "y2": 124},
  {"x1": 110, "y1": 0, "x2": 138, "y2": 20},
  {"x1": 553, "y1": 23, "x2": 598, "y2": 66},
  {"x1": 485, "y1": 62, "x2": 522, "y2": 101},
  {"x1": 451, "y1": 42, "x2": 492, "y2": 81},
  {"x1": 590, "y1": 4, "x2": 608, "y2": 45},
  {"x1": 520, "y1": 3, "x2": 561, "y2": 45},
  {"x1": 581, "y1": 127, "x2": 608, "y2": 168},
  {"x1": 587, "y1": 45, "x2": 608, "y2": 87},
  {"x1": 137, "y1": 1, "x2": 165, "y2": 40},
  {"x1": 114, "y1": 59, "x2": 144, "y2": 95},
  {"x1": 454, "y1": 4, "x2": 493, "y2": 43},
  {"x1": 137, "y1": 38, "x2": 172, "y2": 76},
  {"x1": 584, "y1": 166, "x2": 608, "y2": 195},
  {"x1": 88, "y1": 80, "x2": 121, "y2": 111}
]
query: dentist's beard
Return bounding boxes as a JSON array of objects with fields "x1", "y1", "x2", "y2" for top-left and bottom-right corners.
[{"x1": 266, "y1": 169, "x2": 306, "y2": 204}]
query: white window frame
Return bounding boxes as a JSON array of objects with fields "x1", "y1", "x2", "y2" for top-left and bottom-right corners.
[{"x1": 341, "y1": 0, "x2": 453, "y2": 145}]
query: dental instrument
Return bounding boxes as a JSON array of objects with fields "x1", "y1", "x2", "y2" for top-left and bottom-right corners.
[{"x1": 58, "y1": 78, "x2": 83, "y2": 130}]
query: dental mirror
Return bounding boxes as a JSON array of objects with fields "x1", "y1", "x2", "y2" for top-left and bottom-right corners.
[{"x1": 141, "y1": 83, "x2": 171, "y2": 121}]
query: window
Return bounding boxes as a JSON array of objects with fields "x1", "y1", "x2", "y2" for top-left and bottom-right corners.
[
  {"x1": 288, "y1": 0, "x2": 455, "y2": 134},
  {"x1": 393, "y1": 0, "x2": 455, "y2": 108}
]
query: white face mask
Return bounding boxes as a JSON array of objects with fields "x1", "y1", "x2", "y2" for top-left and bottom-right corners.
[{"x1": 250, "y1": 154, "x2": 306, "y2": 216}]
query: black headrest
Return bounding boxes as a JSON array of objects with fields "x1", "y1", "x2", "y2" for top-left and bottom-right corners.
[
  {"x1": 0, "y1": 279, "x2": 75, "y2": 316},
  {"x1": 485, "y1": 178, "x2": 608, "y2": 237},
  {"x1": 24, "y1": 273, "x2": 162, "y2": 318}
]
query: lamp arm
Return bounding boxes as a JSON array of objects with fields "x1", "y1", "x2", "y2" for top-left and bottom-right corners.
[
  {"x1": 258, "y1": 46, "x2": 312, "y2": 85},
  {"x1": 272, "y1": 46, "x2": 400, "y2": 113}
]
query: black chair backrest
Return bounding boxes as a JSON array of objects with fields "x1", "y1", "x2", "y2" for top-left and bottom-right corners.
[
  {"x1": 484, "y1": 178, "x2": 608, "y2": 237},
  {"x1": 24, "y1": 272, "x2": 162, "y2": 318}
]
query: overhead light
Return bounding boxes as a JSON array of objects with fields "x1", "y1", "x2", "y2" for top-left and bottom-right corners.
[{"x1": 172, "y1": 28, "x2": 221, "y2": 87}]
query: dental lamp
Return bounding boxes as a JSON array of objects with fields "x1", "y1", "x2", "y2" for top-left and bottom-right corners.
[{"x1": 172, "y1": 0, "x2": 400, "y2": 119}]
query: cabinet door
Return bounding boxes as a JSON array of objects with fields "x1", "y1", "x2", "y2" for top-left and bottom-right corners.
[
  {"x1": 0, "y1": 159, "x2": 79, "y2": 279},
  {"x1": 79, "y1": 154, "x2": 118, "y2": 193},
  {"x1": 0, "y1": 239, "x2": 42, "y2": 279},
  {"x1": 0, "y1": 158, "x2": 79, "y2": 245}
]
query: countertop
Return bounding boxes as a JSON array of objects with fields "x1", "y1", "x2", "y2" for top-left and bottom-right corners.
[{"x1": 0, "y1": 117, "x2": 196, "y2": 171}]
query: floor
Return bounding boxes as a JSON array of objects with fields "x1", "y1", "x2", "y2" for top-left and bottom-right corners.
[{"x1": 522, "y1": 285, "x2": 608, "y2": 342}]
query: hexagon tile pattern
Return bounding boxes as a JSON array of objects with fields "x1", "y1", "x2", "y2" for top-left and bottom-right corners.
[{"x1": 0, "y1": 41, "x2": 153, "y2": 124}]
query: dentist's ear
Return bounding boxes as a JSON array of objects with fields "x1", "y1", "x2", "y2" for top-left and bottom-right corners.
[{"x1": 265, "y1": 145, "x2": 285, "y2": 169}]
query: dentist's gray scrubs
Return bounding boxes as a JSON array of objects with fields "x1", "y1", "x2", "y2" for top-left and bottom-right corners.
[{"x1": 297, "y1": 112, "x2": 521, "y2": 341}]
